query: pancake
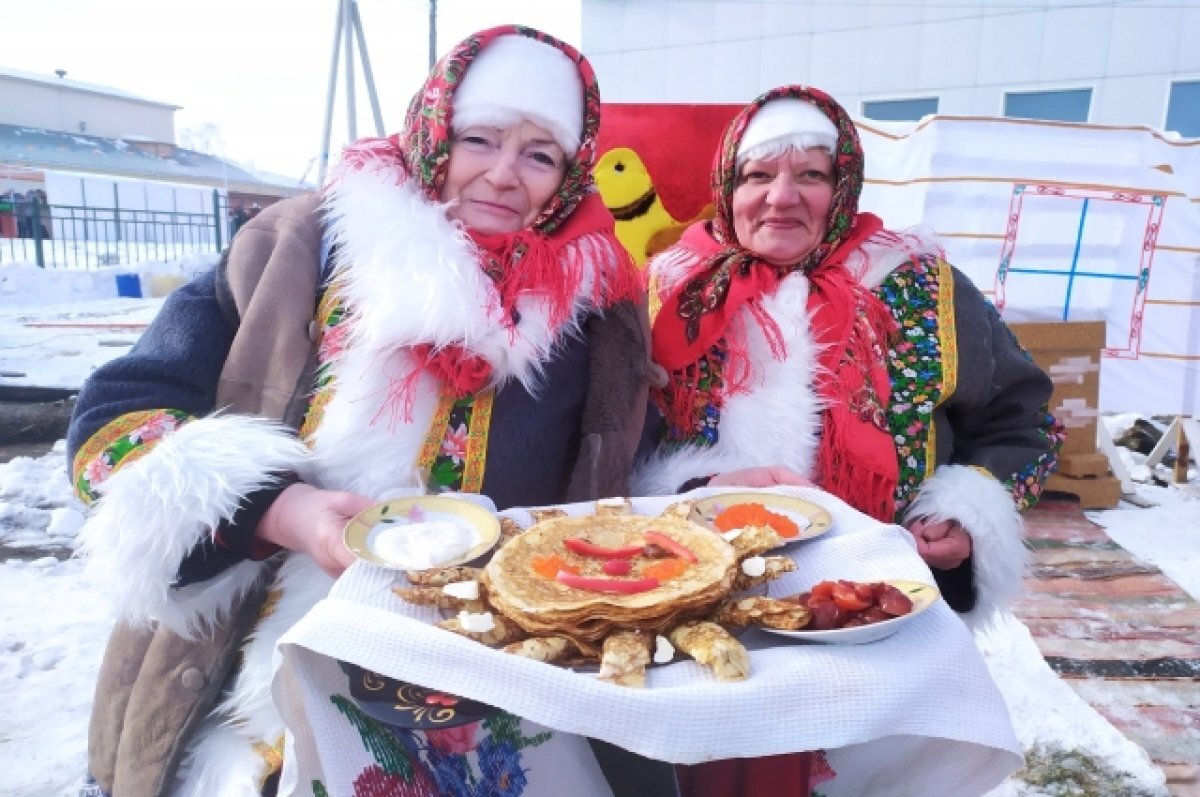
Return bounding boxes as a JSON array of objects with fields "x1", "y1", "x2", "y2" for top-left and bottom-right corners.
[{"x1": 483, "y1": 512, "x2": 736, "y2": 643}]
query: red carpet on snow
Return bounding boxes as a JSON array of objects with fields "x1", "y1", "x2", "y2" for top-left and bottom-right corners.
[{"x1": 1014, "y1": 496, "x2": 1200, "y2": 795}]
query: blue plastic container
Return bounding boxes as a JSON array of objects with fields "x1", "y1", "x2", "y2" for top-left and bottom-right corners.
[{"x1": 115, "y1": 273, "x2": 142, "y2": 298}]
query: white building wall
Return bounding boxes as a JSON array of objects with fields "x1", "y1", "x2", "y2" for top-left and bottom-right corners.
[
  {"x1": 582, "y1": 0, "x2": 1198, "y2": 133},
  {"x1": 0, "y1": 76, "x2": 176, "y2": 142}
]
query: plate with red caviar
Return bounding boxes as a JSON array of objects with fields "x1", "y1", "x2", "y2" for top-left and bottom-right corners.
[{"x1": 690, "y1": 492, "x2": 833, "y2": 546}]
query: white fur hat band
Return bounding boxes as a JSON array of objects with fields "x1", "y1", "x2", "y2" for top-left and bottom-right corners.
[
  {"x1": 452, "y1": 35, "x2": 584, "y2": 157},
  {"x1": 737, "y1": 98, "x2": 839, "y2": 165}
]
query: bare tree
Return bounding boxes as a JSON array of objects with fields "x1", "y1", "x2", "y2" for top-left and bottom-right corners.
[{"x1": 179, "y1": 122, "x2": 226, "y2": 155}]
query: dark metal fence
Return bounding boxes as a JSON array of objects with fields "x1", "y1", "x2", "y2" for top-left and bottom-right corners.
[{"x1": 0, "y1": 190, "x2": 231, "y2": 269}]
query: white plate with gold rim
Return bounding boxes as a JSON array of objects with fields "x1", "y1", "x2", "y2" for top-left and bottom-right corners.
[
  {"x1": 690, "y1": 491, "x2": 834, "y2": 546},
  {"x1": 344, "y1": 496, "x2": 501, "y2": 571}
]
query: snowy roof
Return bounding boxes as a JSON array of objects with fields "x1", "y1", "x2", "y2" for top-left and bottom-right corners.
[
  {"x1": 0, "y1": 123, "x2": 307, "y2": 196},
  {"x1": 0, "y1": 65, "x2": 179, "y2": 110}
]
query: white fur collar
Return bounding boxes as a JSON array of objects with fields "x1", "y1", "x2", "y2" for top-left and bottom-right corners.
[
  {"x1": 634, "y1": 271, "x2": 823, "y2": 495},
  {"x1": 844, "y1": 225, "x2": 944, "y2": 289},
  {"x1": 323, "y1": 166, "x2": 592, "y2": 391},
  {"x1": 311, "y1": 165, "x2": 611, "y2": 496}
]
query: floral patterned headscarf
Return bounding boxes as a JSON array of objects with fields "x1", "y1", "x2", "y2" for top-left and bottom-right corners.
[
  {"x1": 709, "y1": 85, "x2": 867, "y2": 268},
  {"x1": 336, "y1": 25, "x2": 604, "y2": 238}
]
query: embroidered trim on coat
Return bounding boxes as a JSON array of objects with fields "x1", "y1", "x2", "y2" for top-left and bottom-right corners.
[
  {"x1": 417, "y1": 390, "x2": 496, "y2": 493},
  {"x1": 879, "y1": 256, "x2": 946, "y2": 516},
  {"x1": 928, "y1": 258, "x2": 958, "y2": 479},
  {"x1": 73, "y1": 409, "x2": 191, "y2": 503},
  {"x1": 299, "y1": 288, "x2": 347, "y2": 443}
]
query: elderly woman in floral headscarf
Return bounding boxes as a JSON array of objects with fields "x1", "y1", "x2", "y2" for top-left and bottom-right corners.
[
  {"x1": 639, "y1": 86, "x2": 1064, "y2": 796},
  {"x1": 68, "y1": 26, "x2": 667, "y2": 797}
]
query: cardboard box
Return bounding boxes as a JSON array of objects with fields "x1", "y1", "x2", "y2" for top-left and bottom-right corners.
[
  {"x1": 1056, "y1": 452, "x2": 1113, "y2": 478},
  {"x1": 1046, "y1": 472, "x2": 1122, "y2": 510},
  {"x1": 1006, "y1": 319, "x2": 1106, "y2": 352},
  {"x1": 1009, "y1": 320, "x2": 1106, "y2": 457}
]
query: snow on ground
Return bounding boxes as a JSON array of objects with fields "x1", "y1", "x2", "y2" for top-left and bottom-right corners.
[
  {"x1": 0, "y1": 440, "x2": 85, "y2": 548},
  {"x1": 0, "y1": 254, "x2": 216, "y2": 389},
  {"x1": 1, "y1": 256, "x2": 1195, "y2": 796},
  {"x1": 978, "y1": 613, "x2": 1168, "y2": 797},
  {"x1": 0, "y1": 556, "x2": 113, "y2": 797},
  {"x1": 1096, "y1": 438, "x2": 1200, "y2": 599},
  {"x1": 0, "y1": 298, "x2": 159, "y2": 389}
]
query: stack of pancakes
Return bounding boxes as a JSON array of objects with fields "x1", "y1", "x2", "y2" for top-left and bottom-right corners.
[{"x1": 482, "y1": 512, "x2": 737, "y2": 656}]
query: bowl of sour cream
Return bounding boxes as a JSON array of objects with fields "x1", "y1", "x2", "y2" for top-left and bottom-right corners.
[{"x1": 343, "y1": 496, "x2": 501, "y2": 571}]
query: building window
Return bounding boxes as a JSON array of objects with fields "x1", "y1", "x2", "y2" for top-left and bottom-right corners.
[
  {"x1": 1165, "y1": 80, "x2": 1200, "y2": 138},
  {"x1": 1004, "y1": 89, "x2": 1092, "y2": 123},
  {"x1": 862, "y1": 97, "x2": 939, "y2": 121}
]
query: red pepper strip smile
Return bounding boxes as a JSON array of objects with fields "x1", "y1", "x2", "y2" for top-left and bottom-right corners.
[
  {"x1": 556, "y1": 571, "x2": 660, "y2": 593},
  {"x1": 642, "y1": 531, "x2": 699, "y2": 563},
  {"x1": 563, "y1": 538, "x2": 646, "y2": 559}
]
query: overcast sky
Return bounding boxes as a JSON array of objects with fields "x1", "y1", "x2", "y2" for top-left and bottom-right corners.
[{"x1": 5, "y1": 0, "x2": 580, "y2": 182}]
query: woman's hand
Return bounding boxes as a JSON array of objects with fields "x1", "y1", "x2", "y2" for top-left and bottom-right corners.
[
  {"x1": 709, "y1": 466, "x2": 816, "y2": 489},
  {"x1": 256, "y1": 483, "x2": 375, "y2": 578},
  {"x1": 904, "y1": 517, "x2": 972, "y2": 570}
]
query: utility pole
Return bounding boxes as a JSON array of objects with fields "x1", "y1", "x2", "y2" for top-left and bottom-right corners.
[
  {"x1": 317, "y1": 0, "x2": 386, "y2": 184},
  {"x1": 428, "y1": 0, "x2": 438, "y2": 70}
]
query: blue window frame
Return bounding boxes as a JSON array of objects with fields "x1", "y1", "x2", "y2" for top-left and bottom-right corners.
[
  {"x1": 862, "y1": 97, "x2": 939, "y2": 121},
  {"x1": 1165, "y1": 81, "x2": 1200, "y2": 138},
  {"x1": 1004, "y1": 89, "x2": 1092, "y2": 123}
]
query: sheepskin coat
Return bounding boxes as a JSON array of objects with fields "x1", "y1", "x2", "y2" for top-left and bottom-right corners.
[{"x1": 68, "y1": 181, "x2": 655, "y2": 797}]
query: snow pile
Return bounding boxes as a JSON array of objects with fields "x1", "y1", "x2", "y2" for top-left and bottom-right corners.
[
  {"x1": 0, "y1": 555, "x2": 114, "y2": 797},
  {"x1": 977, "y1": 615, "x2": 1169, "y2": 796},
  {"x1": 0, "y1": 252, "x2": 218, "y2": 307},
  {"x1": 0, "y1": 440, "x2": 85, "y2": 551}
]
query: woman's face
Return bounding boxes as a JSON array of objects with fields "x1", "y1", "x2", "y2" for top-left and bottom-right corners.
[
  {"x1": 441, "y1": 120, "x2": 567, "y2": 234},
  {"x1": 730, "y1": 147, "x2": 835, "y2": 266}
]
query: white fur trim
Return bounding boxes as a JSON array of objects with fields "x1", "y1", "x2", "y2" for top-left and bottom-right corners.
[
  {"x1": 737, "y1": 98, "x2": 838, "y2": 165},
  {"x1": 904, "y1": 464, "x2": 1028, "y2": 631},
  {"x1": 171, "y1": 714, "x2": 269, "y2": 797},
  {"x1": 175, "y1": 556, "x2": 332, "y2": 797},
  {"x1": 316, "y1": 165, "x2": 600, "y2": 495},
  {"x1": 75, "y1": 415, "x2": 310, "y2": 637},
  {"x1": 648, "y1": 242, "x2": 705, "y2": 299},
  {"x1": 634, "y1": 272, "x2": 823, "y2": 495},
  {"x1": 452, "y1": 34, "x2": 583, "y2": 156},
  {"x1": 846, "y1": 225, "x2": 945, "y2": 289}
]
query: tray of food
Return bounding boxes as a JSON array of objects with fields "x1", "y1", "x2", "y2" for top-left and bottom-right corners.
[{"x1": 385, "y1": 496, "x2": 938, "y2": 695}]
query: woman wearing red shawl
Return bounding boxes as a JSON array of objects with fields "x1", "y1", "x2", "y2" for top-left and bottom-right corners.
[
  {"x1": 69, "y1": 27, "x2": 670, "y2": 797},
  {"x1": 639, "y1": 87, "x2": 1064, "y2": 796}
]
